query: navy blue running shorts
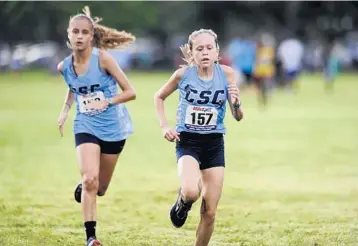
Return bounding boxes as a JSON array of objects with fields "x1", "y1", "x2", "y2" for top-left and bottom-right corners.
[
  {"x1": 75, "y1": 133, "x2": 126, "y2": 155},
  {"x1": 175, "y1": 131, "x2": 225, "y2": 170}
]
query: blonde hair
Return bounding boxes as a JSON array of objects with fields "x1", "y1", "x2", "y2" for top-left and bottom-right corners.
[
  {"x1": 67, "y1": 6, "x2": 136, "y2": 50},
  {"x1": 180, "y1": 29, "x2": 220, "y2": 67}
]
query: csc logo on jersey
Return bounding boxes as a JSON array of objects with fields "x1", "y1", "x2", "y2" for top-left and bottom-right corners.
[
  {"x1": 70, "y1": 84, "x2": 100, "y2": 94},
  {"x1": 184, "y1": 85, "x2": 225, "y2": 105}
]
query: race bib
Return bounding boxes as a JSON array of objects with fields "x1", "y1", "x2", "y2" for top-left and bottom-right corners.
[
  {"x1": 184, "y1": 105, "x2": 218, "y2": 131},
  {"x1": 78, "y1": 91, "x2": 105, "y2": 114}
]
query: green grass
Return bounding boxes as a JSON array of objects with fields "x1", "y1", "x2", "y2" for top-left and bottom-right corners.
[{"x1": 0, "y1": 71, "x2": 357, "y2": 246}]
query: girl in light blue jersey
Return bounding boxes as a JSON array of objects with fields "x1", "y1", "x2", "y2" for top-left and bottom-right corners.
[
  {"x1": 57, "y1": 7, "x2": 136, "y2": 246},
  {"x1": 154, "y1": 29, "x2": 243, "y2": 246}
]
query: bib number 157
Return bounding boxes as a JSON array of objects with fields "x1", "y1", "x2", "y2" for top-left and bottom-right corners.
[
  {"x1": 190, "y1": 112, "x2": 213, "y2": 125},
  {"x1": 185, "y1": 106, "x2": 217, "y2": 131}
]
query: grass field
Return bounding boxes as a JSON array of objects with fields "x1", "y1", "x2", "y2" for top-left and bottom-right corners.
[{"x1": 0, "y1": 71, "x2": 357, "y2": 246}]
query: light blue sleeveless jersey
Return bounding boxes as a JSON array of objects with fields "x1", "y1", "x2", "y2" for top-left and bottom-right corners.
[
  {"x1": 176, "y1": 64, "x2": 228, "y2": 134},
  {"x1": 61, "y1": 48, "x2": 134, "y2": 141}
]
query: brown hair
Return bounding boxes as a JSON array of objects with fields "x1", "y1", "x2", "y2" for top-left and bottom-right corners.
[
  {"x1": 67, "y1": 6, "x2": 136, "y2": 50},
  {"x1": 180, "y1": 29, "x2": 220, "y2": 67}
]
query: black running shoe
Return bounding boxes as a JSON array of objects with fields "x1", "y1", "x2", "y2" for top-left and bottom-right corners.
[
  {"x1": 87, "y1": 236, "x2": 102, "y2": 246},
  {"x1": 170, "y1": 189, "x2": 192, "y2": 228},
  {"x1": 74, "y1": 183, "x2": 82, "y2": 203}
]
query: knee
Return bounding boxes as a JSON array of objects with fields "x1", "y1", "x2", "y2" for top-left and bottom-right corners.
[
  {"x1": 202, "y1": 209, "x2": 216, "y2": 225},
  {"x1": 181, "y1": 186, "x2": 200, "y2": 202},
  {"x1": 201, "y1": 201, "x2": 216, "y2": 225},
  {"x1": 82, "y1": 174, "x2": 99, "y2": 192}
]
